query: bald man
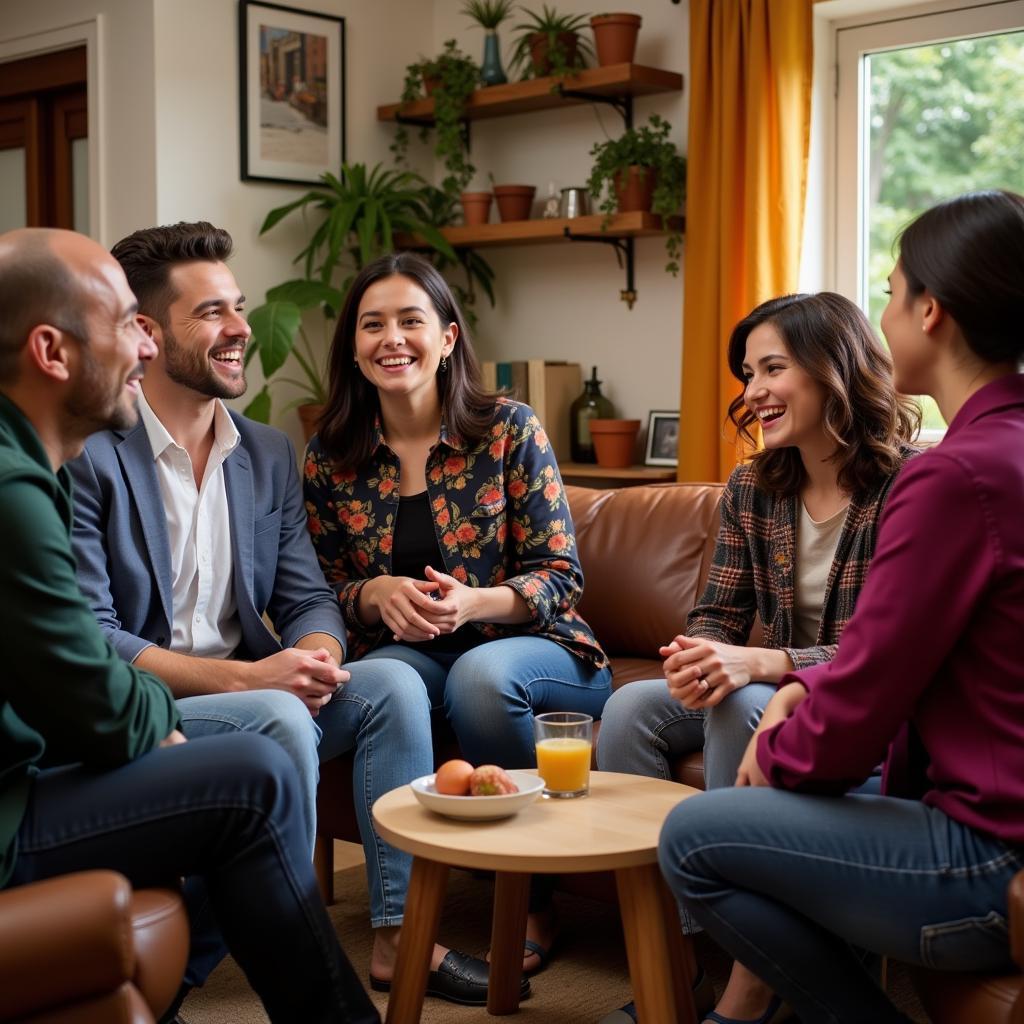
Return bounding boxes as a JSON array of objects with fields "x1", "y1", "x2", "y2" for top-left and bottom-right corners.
[{"x1": 0, "y1": 228, "x2": 378, "y2": 1024}]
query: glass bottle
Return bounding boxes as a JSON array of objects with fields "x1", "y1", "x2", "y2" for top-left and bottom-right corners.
[{"x1": 570, "y1": 366, "x2": 615, "y2": 463}]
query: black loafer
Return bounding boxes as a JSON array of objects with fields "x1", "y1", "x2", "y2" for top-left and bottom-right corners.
[{"x1": 370, "y1": 950, "x2": 531, "y2": 1007}]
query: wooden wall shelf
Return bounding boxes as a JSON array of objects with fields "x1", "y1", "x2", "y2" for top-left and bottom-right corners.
[
  {"x1": 378, "y1": 63, "x2": 683, "y2": 125},
  {"x1": 561, "y1": 462, "x2": 677, "y2": 487},
  {"x1": 397, "y1": 211, "x2": 684, "y2": 251}
]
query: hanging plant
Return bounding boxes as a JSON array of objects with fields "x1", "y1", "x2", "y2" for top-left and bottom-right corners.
[
  {"x1": 587, "y1": 114, "x2": 687, "y2": 274},
  {"x1": 392, "y1": 39, "x2": 479, "y2": 197}
]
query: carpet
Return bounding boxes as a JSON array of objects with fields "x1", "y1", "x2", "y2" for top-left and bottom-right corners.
[{"x1": 181, "y1": 843, "x2": 928, "y2": 1023}]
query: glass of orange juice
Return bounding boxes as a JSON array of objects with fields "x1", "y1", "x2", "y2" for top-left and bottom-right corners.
[{"x1": 534, "y1": 712, "x2": 593, "y2": 798}]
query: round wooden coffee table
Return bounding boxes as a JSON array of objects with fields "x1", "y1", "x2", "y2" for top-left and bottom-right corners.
[{"x1": 372, "y1": 769, "x2": 698, "y2": 1022}]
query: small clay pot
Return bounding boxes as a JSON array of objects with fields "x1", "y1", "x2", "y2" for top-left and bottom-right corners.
[
  {"x1": 589, "y1": 418, "x2": 641, "y2": 469},
  {"x1": 614, "y1": 165, "x2": 656, "y2": 213},
  {"x1": 297, "y1": 403, "x2": 325, "y2": 443},
  {"x1": 460, "y1": 191, "x2": 493, "y2": 226},
  {"x1": 422, "y1": 74, "x2": 442, "y2": 96},
  {"x1": 528, "y1": 31, "x2": 580, "y2": 76},
  {"x1": 493, "y1": 184, "x2": 536, "y2": 222},
  {"x1": 590, "y1": 13, "x2": 642, "y2": 66}
]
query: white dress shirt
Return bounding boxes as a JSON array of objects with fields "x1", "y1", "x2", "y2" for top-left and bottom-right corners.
[{"x1": 137, "y1": 390, "x2": 242, "y2": 659}]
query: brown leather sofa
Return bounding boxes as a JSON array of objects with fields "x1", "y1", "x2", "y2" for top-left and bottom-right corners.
[
  {"x1": 0, "y1": 870, "x2": 189, "y2": 1024},
  {"x1": 313, "y1": 481, "x2": 1023, "y2": 1020}
]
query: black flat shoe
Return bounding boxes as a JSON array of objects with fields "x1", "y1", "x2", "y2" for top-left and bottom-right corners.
[{"x1": 370, "y1": 950, "x2": 531, "y2": 1006}]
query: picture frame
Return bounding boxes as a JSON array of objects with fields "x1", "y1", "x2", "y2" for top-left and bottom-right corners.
[
  {"x1": 238, "y1": 1, "x2": 345, "y2": 185},
  {"x1": 644, "y1": 410, "x2": 680, "y2": 467}
]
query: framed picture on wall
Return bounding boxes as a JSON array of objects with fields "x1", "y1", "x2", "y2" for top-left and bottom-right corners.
[
  {"x1": 645, "y1": 410, "x2": 680, "y2": 467},
  {"x1": 238, "y1": 1, "x2": 345, "y2": 185}
]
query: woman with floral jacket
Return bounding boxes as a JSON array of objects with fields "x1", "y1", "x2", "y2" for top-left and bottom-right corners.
[{"x1": 304, "y1": 252, "x2": 612, "y2": 988}]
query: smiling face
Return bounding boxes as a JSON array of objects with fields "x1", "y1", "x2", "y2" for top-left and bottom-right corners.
[
  {"x1": 153, "y1": 260, "x2": 250, "y2": 400},
  {"x1": 353, "y1": 274, "x2": 457, "y2": 408},
  {"x1": 65, "y1": 250, "x2": 156, "y2": 434},
  {"x1": 741, "y1": 322, "x2": 828, "y2": 453}
]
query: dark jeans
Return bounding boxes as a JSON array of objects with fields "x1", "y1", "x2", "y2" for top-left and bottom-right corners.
[{"x1": 8, "y1": 732, "x2": 378, "y2": 1024}]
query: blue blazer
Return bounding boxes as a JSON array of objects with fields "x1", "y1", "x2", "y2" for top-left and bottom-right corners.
[{"x1": 68, "y1": 410, "x2": 346, "y2": 665}]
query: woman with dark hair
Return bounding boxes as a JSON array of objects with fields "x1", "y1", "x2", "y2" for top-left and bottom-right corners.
[
  {"x1": 305, "y1": 251, "x2": 612, "y2": 985},
  {"x1": 659, "y1": 189, "x2": 1024, "y2": 1023},
  {"x1": 598, "y1": 291, "x2": 919, "y2": 1024}
]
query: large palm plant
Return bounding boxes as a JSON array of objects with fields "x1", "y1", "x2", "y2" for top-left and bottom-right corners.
[{"x1": 244, "y1": 162, "x2": 457, "y2": 422}]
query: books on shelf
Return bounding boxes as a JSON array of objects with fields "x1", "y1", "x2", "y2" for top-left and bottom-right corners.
[{"x1": 479, "y1": 359, "x2": 582, "y2": 462}]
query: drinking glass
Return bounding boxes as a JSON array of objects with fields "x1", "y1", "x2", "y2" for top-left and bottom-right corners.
[{"x1": 534, "y1": 712, "x2": 593, "y2": 798}]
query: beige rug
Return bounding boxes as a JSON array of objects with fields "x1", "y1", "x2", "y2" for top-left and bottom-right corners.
[{"x1": 181, "y1": 842, "x2": 927, "y2": 1023}]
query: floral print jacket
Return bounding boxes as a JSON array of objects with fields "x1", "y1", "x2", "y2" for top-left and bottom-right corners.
[{"x1": 303, "y1": 398, "x2": 607, "y2": 667}]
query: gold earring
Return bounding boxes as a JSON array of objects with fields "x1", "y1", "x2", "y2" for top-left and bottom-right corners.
[{"x1": 440, "y1": 355, "x2": 448, "y2": 373}]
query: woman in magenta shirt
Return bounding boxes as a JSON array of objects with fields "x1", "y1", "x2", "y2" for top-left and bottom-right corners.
[{"x1": 659, "y1": 190, "x2": 1024, "y2": 1024}]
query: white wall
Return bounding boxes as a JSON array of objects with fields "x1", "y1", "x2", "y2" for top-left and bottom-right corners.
[{"x1": 431, "y1": 0, "x2": 688, "y2": 427}]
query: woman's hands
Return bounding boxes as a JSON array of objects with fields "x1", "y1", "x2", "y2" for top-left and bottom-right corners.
[
  {"x1": 357, "y1": 575, "x2": 445, "y2": 642},
  {"x1": 735, "y1": 681, "x2": 809, "y2": 787},
  {"x1": 661, "y1": 636, "x2": 794, "y2": 709}
]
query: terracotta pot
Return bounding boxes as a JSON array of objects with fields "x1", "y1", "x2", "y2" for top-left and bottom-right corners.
[
  {"x1": 613, "y1": 165, "x2": 656, "y2": 213},
  {"x1": 422, "y1": 73, "x2": 442, "y2": 96},
  {"x1": 297, "y1": 403, "x2": 325, "y2": 443},
  {"x1": 590, "y1": 13, "x2": 642, "y2": 66},
  {"x1": 528, "y1": 31, "x2": 580, "y2": 77},
  {"x1": 493, "y1": 184, "x2": 536, "y2": 222},
  {"x1": 460, "y1": 191, "x2": 493, "y2": 226},
  {"x1": 589, "y1": 418, "x2": 641, "y2": 469}
]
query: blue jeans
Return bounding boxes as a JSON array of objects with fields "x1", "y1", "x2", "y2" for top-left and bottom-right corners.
[
  {"x1": 315, "y1": 658, "x2": 434, "y2": 928},
  {"x1": 362, "y1": 636, "x2": 612, "y2": 767},
  {"x1": 594, "y1": 677, "x2": 775, "y2": 791},
  {"x1": 659, "y1": 787, "x2": 1022, "y2": 1024},
  {"x1": 8, "y1": 733, "x2": 378, "y2": 1024}
]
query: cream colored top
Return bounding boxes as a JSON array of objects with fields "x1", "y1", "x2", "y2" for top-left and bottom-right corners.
[{"x1": 792, "y1": 501, "x2": 849, "y2": 649}]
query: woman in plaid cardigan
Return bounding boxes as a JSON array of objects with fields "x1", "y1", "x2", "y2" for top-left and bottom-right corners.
[{"x1": 598, "y1": 292, "x2": 919, "y2": 1024}]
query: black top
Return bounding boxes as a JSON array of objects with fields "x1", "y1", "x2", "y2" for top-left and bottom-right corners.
[{"x1": 392, "y1": 491, "x2": 482, "y2": 654}]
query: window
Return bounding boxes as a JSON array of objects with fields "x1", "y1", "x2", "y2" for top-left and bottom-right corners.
[{"x1": 834, "y1": 0, "x2": 1024, "y2": 434}]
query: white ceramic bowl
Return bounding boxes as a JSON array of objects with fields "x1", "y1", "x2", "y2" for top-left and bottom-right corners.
[{"x1": 410, "y1": 770, "x2": 544, "y2": 821}]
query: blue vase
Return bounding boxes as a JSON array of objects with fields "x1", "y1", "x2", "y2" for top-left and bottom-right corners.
[{"x1": 480, "y1": 32, "x2": 507, "y2": 86}]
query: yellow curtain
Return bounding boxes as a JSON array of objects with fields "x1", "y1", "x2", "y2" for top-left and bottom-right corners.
[{"x1": 678, "y1": 0, "x2": 814, "y2": 482}]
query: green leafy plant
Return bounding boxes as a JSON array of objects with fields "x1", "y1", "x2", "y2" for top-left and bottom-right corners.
[
  {"x1": 244, "y1": 163, "x2": 458, "y2": 423},
  {"x1": 461, "y1": 0, "x2": 515, "y2": 29},
  {"x1": 392, "y1": 39, "x2": 479, "y2": 196},
  {"x1": 508, "y1": 5, "x2": 593, "y2": 80},
  {"x1": 586, "y1": 114, "x2": 687, "y2": 274}
]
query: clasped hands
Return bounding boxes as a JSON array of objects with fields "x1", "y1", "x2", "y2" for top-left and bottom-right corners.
[
  {"x1": 661, "y1": 635, "x2": 755, "y2": 708},
  {"x1": 372, "y1": 565, "x2": 475, "y2": 643}
]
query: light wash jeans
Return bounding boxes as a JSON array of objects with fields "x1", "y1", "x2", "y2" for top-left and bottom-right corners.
[
  {"x1": 361, "y1": 636, "x2": 612, "y2": 768},
  {"x1": 659, "y1": 787, "x2": 1022, "y2": 1024}
]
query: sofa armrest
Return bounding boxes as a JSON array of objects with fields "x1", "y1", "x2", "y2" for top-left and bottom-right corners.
[
  {"x1": 0, "y1": 870, "x2": 136, "y2": 1020},
  {"x1": 1010, "y1": 868, "x2": 1024, "y2": 972}
]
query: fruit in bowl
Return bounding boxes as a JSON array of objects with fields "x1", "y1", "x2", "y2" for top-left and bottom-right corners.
[
  {"x1": 434, "y1": 759, "x2": 475, "y2": 795},
  {"x1": 470, "y1": 764, "x2": 519, "y2": 796}
]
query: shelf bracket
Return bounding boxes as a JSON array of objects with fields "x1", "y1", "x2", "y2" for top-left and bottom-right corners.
[
  {"x1": 562, "y1": 227, "x2": 637, "y2": 309},
  {"x1": 555, "y1": 87, "x2": 633, "y2": 130}
]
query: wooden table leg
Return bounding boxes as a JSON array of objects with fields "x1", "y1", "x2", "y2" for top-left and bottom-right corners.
[
  {"x1": 616, "y1": 863, "x2": 697, "y2": 1024},
  {"x1": 385, "y1": 856, "x2": 449, "y2": 1024},
  {"x1": 488, "y1": 871, "x2": 530, "y2": 1015}
]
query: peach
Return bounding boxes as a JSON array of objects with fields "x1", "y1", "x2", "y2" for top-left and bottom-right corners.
[{"x1": 435, "y1": 759, "x2": 474, "y2": 796}]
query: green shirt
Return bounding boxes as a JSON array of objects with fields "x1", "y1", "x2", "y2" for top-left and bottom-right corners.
[{"x1": 0, "y1": 395, "x2": 179, "y2": 887}]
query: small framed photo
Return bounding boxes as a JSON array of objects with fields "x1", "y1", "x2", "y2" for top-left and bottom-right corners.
[
  {"x1": 645, "y1": 410, "x2": 680, "y2": 467},
  {"x1": 239, "y1": 1, "x2": 346, "y2": 185}
]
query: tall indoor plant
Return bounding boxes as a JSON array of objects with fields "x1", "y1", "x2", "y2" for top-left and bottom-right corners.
[
  {"x1": 587, "y1": 114, "x2": 686, "y2": 274},
  {"x1": 245, "y1": 162, "x2": 457, "y2": 427}
]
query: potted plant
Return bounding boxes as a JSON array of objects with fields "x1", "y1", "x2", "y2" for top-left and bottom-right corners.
[
  {"x1": 587, "y1": 114, "x2": 686, "y2": 274},
  {"x1": 392, "y1": 39, "x2": 479, "y2": 197},
  {"x1": 460, "y1": 189, "x2": 493, "y2": 225},
  {"x1": 509, "y1": 5, "x2": 594, "y2": 79},
  {"x1": 462, "y1": 0, "x2": 515, "y2": 86},
  {"x1": 244, "y1": 162, "x2": 458, "y2": 428},
  {"x1": 590, "y1": 12, "x2": 642, "y2": 65}
]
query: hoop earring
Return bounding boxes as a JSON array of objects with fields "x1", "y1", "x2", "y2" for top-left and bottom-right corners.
[{"x1": 440, "y1": 355, "x2": 448, "y2": 373}]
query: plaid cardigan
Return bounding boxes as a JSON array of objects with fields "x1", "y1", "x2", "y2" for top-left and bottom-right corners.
[
  {"x1": 303, "y1": 398, "x2": 607, "y2": 667},
  {"x1": 688, "y1": 447, "x2": 917, "y2": 670}
]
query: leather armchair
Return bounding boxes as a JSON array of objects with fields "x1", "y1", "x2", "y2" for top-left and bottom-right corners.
[{"x1": 0, "y1": 870, "x2": 189, "y2": 1024}]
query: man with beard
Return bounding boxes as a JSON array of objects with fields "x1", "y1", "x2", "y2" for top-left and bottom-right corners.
[
  {"x1": 68, "y1": 222, "x2": 435, "y2": 1013},
  {"x1": 0, "y1": 227, "x2": 378, "y2": 1024}
]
